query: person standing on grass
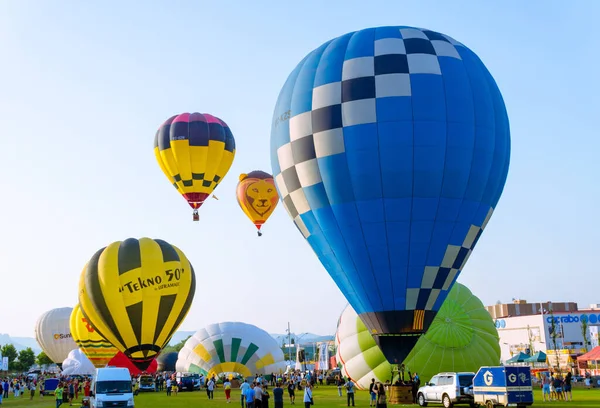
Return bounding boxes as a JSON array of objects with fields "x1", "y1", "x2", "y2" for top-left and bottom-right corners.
[
  {"x1": 541, "y1": 374, "x2": 550, "y2": 402},
  {"x1": 302, "y1": 383, "x2": 313, "y2": 408},
  {"x1": 207, "y1": 377, "x2": 215, "y2": 399},
  {"x1": 224, "y1": 378, "x2": 232, "y2": 403},
  {"x1": 273, "y1": 382, "x2": 284, "y2": 408},
  {"x1": 345, "y1": 377, "x2": 355, "y2": 407},
  {"x1": 55, "y1": 382, "x2": 64, "y2": 408},
  {"x1": 245, "y1": 383, "x2": 256, "y2": 408},
  {"x1": 240, "y1": 379, "x2": 251, "y2": 408},
  {"x1": 287, "y1": 379, "x2": 296, "y2": 405},
  {"x1": 369, "y1": 378, "x2": 376, "y2": 407},
  {"x1": 564, "y1": 372, "x2": 573, "y2": 402},
  {"x1": 68, "y1": 380, "x2": 75, "y2": 406},
  {"x1": 166, "y1": 377, "x2": 172, "y2": 396},
  {"x1": 29, "y1": 381, "x2": 36, "y2": 400},
  {"x1": 254, "y1": 381, "x2": 264, "y2": 408}
]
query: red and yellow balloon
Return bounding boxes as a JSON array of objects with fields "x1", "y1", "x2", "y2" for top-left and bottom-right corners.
[{"x1": 236, "y1": 171, "x2": 278, "y2": 236}]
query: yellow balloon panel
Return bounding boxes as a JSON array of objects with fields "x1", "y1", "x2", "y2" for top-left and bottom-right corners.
[
  {"x1": 79, "y1": 238, "x2": 196, "y2": 370},
  {"x1": 70, "y1": 304, "x2": 118, "y2": 368}
]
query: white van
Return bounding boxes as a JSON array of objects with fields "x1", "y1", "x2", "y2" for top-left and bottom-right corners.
[{"x1": 91, "y1": 367, "x2": 135, "y2": 408}]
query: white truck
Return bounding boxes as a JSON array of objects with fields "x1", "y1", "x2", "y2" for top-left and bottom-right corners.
[{"x1": 91, "y1": 367, "x2": 135, "y2": 408}]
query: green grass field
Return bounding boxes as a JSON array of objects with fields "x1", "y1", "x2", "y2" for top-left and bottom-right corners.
[{"x1": 1, "y1": 385, "x2": 599, "y2": 407}]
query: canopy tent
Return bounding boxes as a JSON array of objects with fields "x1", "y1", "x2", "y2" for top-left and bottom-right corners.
[
  {"x1": 577, "y1": 346, "x2": 600, "y2": 362},
  {"x1": 525, "y1": 351, "x2": 547, "y2": 363},
  {"x1": 505, "y1": 352, "x2": 530, "y2": 364}
]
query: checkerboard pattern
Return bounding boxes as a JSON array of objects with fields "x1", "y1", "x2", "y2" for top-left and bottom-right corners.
[{"x1": 270, "y1": 26, "x2": 509, "y2": 318}]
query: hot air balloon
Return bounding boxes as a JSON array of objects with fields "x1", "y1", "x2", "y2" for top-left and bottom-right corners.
[
  {"x1": 78, "y1": 237, "x2": 196, "y2": 370},
  {"x1": 35, "y1": 307, "x2": 78, "y2": 365},
  {"x1": 70, "y1": 304, "x2": 118, "y2": 368},
  {"x1": 176, "y1": 322, "x2": 286, "y2": 377},
  {"x1": 270, "y1": 26, "x2": 510, "y2": 363},
  {"x1": 154, "y1": 112, "x2": 236, "y2": 221},
  {"x1": 335, "y1": 283, "x2": 500, "y2": 388},
  {"x1": 236, "y1": 170, "x2": 279, "y2": 236},
  {"x1": 157, "y1": 351, "x2": 179, "y2": 372},
  {"x1": 62, "y1": 349, "x2": 96, "y2": 376}
]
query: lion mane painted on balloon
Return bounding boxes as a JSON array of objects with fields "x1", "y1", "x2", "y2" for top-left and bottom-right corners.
[{"x1": 237, "y1": 171, "x2": 278, "y2": 218}]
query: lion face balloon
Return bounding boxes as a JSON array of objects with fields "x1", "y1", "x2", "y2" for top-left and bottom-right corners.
[{"x1": 236, "y1": 170, "x2": 279, "y2": 236}]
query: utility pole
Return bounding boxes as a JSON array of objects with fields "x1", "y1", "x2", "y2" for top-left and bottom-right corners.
[{"x1": 287, "y1": 322, "x2": 291, "y2": 364}]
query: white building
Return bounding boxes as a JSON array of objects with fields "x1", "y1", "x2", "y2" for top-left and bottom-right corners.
[{"x1": 495, "y1": 310, "x2": 599, "y2": 368}]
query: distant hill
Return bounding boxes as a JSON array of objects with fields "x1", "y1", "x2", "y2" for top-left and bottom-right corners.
[{"x1": 0, "y1": 334, "x2": 41, "y2": 353}]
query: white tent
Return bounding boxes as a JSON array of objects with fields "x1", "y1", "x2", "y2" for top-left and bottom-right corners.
[{"x1": 62, "y1": 349, "x2": 95, "y2": 376}]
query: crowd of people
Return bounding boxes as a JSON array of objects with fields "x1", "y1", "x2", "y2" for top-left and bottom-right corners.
[
  {"x1": 541, "y1": 372, "x2": 574, "y2": 402},
  {"x1": 0, "y1": 373, "x2": 93, "y2": 407}
]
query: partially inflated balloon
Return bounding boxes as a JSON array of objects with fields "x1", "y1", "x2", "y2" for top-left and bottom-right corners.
[
  {"x1": 154, "y1": 112, "x2": 236, "y2": 221},
  {"x1": 35, "y1": 308, "x2": 78, "y2": 364},
  {"x1": 176, "y1": 322, "x2": 286, "y2": 377},
  {"x1": 78, "y1": 237, "x2": 196, "y2": 370},
  {"x1": 70, "y1": 304, "x2": 118, "y2": 368},
  {"x1": 236, "y1": 171, "x2": 279, "y2": 236},
  {"x1": 335, "y1": 283, "x2": 500, "y2": 387},
  {"x1": 271, "y1": 26, "x2": 510, "y2": 363}
]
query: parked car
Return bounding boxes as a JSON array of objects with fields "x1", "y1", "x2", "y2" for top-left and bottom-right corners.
[
  {"x1": 177, "y1": 373, "x2": 201, "y2": 391},
  {"x1": 138, "y1": 375, "x2": 156, "y2": 392},
  {"x1": 325, "y1": 369, "x2": 342, "y2": 385},
  {"x1": 417, "y1": 372, "x2": 476, "y2": 408}
]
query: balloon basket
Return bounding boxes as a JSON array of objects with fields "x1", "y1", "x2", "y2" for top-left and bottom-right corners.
[
  {"x1": 257, "y1": 231, "x2": 262, "y2": 237},
  {"x1": 192, "y1": 210, "x2": 199, "y2": 222}
]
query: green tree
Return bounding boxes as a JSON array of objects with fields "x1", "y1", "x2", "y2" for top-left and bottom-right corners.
[
  {"x1": 581, "y1": 318, "x2": 590, "y2": 350},
  {"x1": 37, "y1": 351, "x2": 53, "y2": 366},
  {"x1": 0, "y1": 344, "x2": 18, "y2": 364},
  {"x1": 548, "y1": 310, "x2": 560, "y2": 370},
  {"x1": 18, "y1": 347, "x2": 36, "y2": 370},
  {"x1": 161, "y1": 335, "x2": 191, "y2": 354},
  {"x1": 9, "y1": 360, "x2": 23, "y2": 371}
]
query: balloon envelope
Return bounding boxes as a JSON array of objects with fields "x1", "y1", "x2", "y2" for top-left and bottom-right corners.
[
  {"x1": 154, "y1": 112, "x2": 236, "y2": 210},
  {"x1": 270, "y1": 26, "x2": 510, "y2": 363},
  {"x1": 236, "y1": 170, "x2": 279, "y2": 233},
  {"x1": 335, "y1": 282, "x2": 500, "y2": 387},
  {"x1": 62, "y1": 349, "x2": 96, "y2": 376},
  {"x1": 78, "y1": 237, "x2": 196, "y2": 370},
  {"x1": 70, "y1": 304, "x2": 119, "y2": 368},
  {"x1": 35, "y1": 307, "x2": 78, "y2": 364},
  {"x1": 176, "y1": 322, "x2": 286, "y2": 377},
  {"x1": 157, "y1": 351, "x2": 178, "y2": 372},
  {"x1": 109, "y1": 351, "x2": 157, "y2": 376}
]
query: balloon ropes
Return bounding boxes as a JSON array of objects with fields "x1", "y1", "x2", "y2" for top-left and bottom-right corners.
[
  {"x1": 78, "y1": 237, "x2": 196, "y2": 370},
  {"x1": 335, "y1": 282, "x2": 500, "y2": 387},
  {"x1": 236, "y1": 170, "x2": 279, "y2": 236},
  {"x1": 176, "y1": 322, "x2": 286, "y2": 378},
  {"x1": 270, "y1": 26, "x2": 510, "y2": 363},
  {"x1": 154, "y1": 112, "x2": 236, "y2": 221}
]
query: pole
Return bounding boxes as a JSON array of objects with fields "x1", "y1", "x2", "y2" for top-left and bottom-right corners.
[{"x1": 287, "y1": 322, "x2": 291, "y2": 365}]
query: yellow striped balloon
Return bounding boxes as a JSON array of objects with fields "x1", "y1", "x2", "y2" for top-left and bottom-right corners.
[
  {"x1": 154, "y1": 112, "x2": 236, "y2": 221},
  {"x1": 78, "y1": 237, "x2": 196, "y2": 370},
  {"x1": 70, "y1": 304, "x2": 118, "y2": 368}
]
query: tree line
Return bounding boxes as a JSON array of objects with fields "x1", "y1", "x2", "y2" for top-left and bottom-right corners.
[{"x1": 0, "y1": 344, "x2": 53, "y2": 372}]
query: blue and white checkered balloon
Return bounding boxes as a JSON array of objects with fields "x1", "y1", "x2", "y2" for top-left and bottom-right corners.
[{"x1": 270, "y1": 26, "x2": 510, "y2": 364}]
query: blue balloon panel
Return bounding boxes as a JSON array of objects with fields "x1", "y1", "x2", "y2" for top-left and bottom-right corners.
[{"x1": 270, "y1": 26, "x2": 510, "y2": 363}]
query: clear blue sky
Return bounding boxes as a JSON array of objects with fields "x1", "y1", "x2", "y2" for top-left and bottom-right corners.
[{"x1": 1, "y1": 1, "x2": 598, "y2": 338}]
